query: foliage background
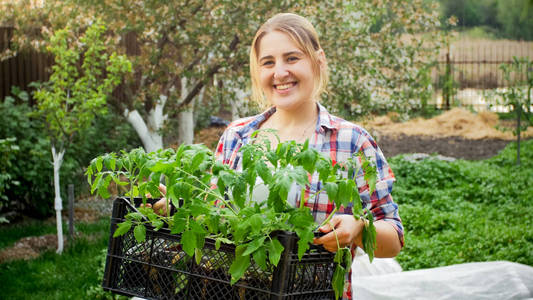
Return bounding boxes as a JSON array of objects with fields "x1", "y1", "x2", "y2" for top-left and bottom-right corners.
[
  {"x1": 437, "y1": 0, "x2": 533, "y2": 40},
  {"x1": 0, "y1": 88, "x2": 140, "y2": 217}
]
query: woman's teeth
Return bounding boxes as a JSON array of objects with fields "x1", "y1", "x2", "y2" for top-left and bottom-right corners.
[{"x1": 276, "y1": 83, "x2": 294, "y2": 90}]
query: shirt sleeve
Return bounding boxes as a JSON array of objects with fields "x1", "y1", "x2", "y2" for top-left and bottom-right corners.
[{"x1": 354, "y1": 130, "x2": 404, "y2": 247}]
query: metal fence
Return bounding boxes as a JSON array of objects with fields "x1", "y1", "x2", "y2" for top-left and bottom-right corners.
[{"x1": 431, "y1": 39, "x2": 533, "y2": 112}]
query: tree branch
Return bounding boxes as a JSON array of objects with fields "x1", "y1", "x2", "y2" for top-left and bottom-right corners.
[{"x1": 177, "y1": 34, "x2": 239, "y2": 109}]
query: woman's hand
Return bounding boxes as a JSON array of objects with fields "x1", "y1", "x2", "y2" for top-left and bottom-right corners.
[
  {"x1": 143, "y1": 184, "x2": 168, "y2": 216},
  {"x1": 313, "y1": 214, "x2": 364, "y2": 252}
]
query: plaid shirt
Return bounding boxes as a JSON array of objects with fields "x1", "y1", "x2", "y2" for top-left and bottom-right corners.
[{"x1": 215, "y1": 103, "x2": 403, "y2": 299}]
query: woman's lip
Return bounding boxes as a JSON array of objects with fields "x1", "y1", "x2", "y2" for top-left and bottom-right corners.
[{"x1": 273, "y1": 82, "x2": 297, "y2": 93}]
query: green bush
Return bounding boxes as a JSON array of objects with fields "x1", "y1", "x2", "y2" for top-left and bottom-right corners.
[
  {"x1": 0, "y1": 89, "x2": 141, "y2": 218},
  {"x1": 0, "y1": 92, "x2": 56, "y2": 217},
  {"x1": 391, "y1": 140, "x2": 533, "y2": 270}
]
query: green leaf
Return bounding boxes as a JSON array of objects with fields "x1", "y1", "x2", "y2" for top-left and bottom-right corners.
[
  {"x1": 113, "y1": 220, "x2": 132, "y2": 237},
  {"x1": 332, "y1": 264, "x2": 346, "y2": 300},
  {"x1": 289, "y1": 207, "x2": 314, "y2": 228},
  {"x1": 267, "y1": 238, "x2": 284, "y2": 266},
  {"x1": 190, "y1": 203, "x2": 210, "y2": 217},
  {"x1": 152, "y1": 219, "x2": 164, "y2": 231},
  {"x1": 97, "y1": 175, "x2": 112, "y2": 199},
  {"x1": 127, "y1": 212, "x2": 144, "y2": 222},
  {"x1": 181, "y1": 230, "x2": 197, "y2": 257},
  {"x1": 301, "y1": 149, "x2": 317, "y2": 174},
  {"x1": 242, "y1": 147, "x2": 252, "y2": 170},
  {"x1": 256, "y1": 160, "x2": 272, "y2": 183},
  {"x1": 232, "y1": 178, "x2": 246, "y2": 209},
  {"x1": 195, "y1": 248, "x2": 202, "y2": 265},
  {"x1": 362, "y1": 213, "x2": 377, "y2": 262},
  {"x1": 296, "y1": 229, "x2": 314, "y2": 261},
  {"x1": 229, "y1": 244, "x2": 250, "y2": 284},
  {"x1": 317, "y1": 159, "x2": 331, "y2": 182},
  {"x1": 266, "y1": 151, "x2": 278, "y2": 167},
  {"x1": 252, "y1": 246, "x2": 268, "y2": 271},
  {"x1": 243, "y1": 236, "x2": 266, "y2": 256},
  {"x1": 104, "y1": 155, "x2": 116, "y2": 171},
  {"x1": 133, "y1": 224, "x2": 146, "y2": 243},
  {"x1": 325, "y1": 182, "x2": 338, "y2": 205},
  {"x1": 191, "y1": 151, "x2": 206, "y2": 171},
  {"x1": 247, "y1": 214, "x2": 263, "y2": 235},
  {"x1": 96, "y1": 156, "x2": 103, "y2": 172},
  {"x1": 278, "y1": 176, "x2": 292, "y2": 202},
  {"x1": 215, "y1": 237, "x2": 234, "y2": 250},
  {"x1": 337, "y1": 181, "x2": 352, "y2": 207}
]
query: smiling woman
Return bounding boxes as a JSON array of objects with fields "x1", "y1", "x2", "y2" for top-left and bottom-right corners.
[
  {"x1": 213, "y1": 13, "x2": 404, "y2": 300},
  {"x1": 150, "y1": 12, "x2": 403, "y2": 300}
]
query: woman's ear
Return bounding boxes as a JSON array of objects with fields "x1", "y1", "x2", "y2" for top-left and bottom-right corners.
[{"x1": 316, "y1": 49, "x2": 327, "y2": 69}]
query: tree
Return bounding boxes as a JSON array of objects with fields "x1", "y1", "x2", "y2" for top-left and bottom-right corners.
[
  {"x1": 313, "y1": 0, "x2": 448, "y2": 118},
  {"x1": 498, "y1": 57, "x2": 533, "y2": 165},
  {"x1": 3, "y1": 0, "x2": 445, "y2": 149},
  {"x1": 32, "y1": 22, "x2": 131, "y2": 253}
]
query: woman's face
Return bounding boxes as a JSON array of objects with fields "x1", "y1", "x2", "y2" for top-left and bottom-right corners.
[{"x1": 257, "y1": 31, "x2": 316, "y2": 111}]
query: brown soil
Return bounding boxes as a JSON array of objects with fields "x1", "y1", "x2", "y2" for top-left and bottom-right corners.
[
  {"x1": 0, "y1": 234, "x2": 63, "y2": 263},
  {"x1": 194, "y1": 108, "x2": 526, "y2": 161},
  {"x1": 377, "y1": 134, "x2": 510, "y2": 160}
]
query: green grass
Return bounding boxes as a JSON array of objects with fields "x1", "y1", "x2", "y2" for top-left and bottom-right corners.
[
  {"x1": 0, "y1": 218, "x2": 112, "y2": 299},
  {"x1": 392, "y1": 139, "x2": 533, "y2": 270},
  {"x1": 0, "y1": 219, "x2": 58, "y2": 249}
]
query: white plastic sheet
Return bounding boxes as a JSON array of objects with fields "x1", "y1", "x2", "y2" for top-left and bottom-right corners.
[{"x1": 352, "y1": 260, "x2": 533, "y2": 300}]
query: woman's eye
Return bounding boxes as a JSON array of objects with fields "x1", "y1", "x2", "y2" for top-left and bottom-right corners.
[
  {"x1": 262, "y1": 61, "x2": 274, "y2": 66},
  {"x1": 288, "y1": 56, "x2": 299, "y2": 62}
]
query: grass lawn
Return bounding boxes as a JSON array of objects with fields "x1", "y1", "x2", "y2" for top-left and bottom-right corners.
[
  {"x1": 0, "y1": 218, "x2": 112, "y2": 300},
  {"x1": 0, "y1": 140, "x2": 531, "y2": 299}
]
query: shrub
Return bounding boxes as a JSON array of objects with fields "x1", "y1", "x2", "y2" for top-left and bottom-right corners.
[{"x1": 0, "y1": 88, "x2": 141, "y2": 218}]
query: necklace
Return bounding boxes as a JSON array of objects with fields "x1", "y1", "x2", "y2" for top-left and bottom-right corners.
[
  {"x1": 296, "y1": 116, "x2": 318, "y2": 142},
  {"x1": 260, "y1": 114, "x2": 318, "y2": 145}
]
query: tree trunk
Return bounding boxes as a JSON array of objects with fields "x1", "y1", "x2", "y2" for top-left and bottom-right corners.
[
  {"x1": 177, "y1": 80, "x2": 207, "y2": 145},
  {"x1": 177, "y1": 107, "x2": 195, "y2": 145},
  {"x1": 517, "y1": 104, "x2": 521, "y2": 165},
  {"x1": 51, "y1": 145, "x2": 65, "y2": 254},
  {"x1": 123, "y1": 95, "x2": 167, "y2": 153},
  {"x1": 231, "y1": 88, "x2": 248, "y2": 121}
]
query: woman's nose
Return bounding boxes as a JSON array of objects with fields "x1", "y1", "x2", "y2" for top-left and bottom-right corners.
[{"x1": 273, "y1": 63, "x2": 289, "y2": 80}]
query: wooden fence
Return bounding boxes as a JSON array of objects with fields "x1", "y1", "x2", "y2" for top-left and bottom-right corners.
[{"x1": 0, "y1": 26, "x2": 53, "y2": 104}]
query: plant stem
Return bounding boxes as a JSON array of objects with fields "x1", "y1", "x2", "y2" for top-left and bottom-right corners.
[
  {"x1": 331, "y1": 224, "x2": 341, "y2": 250},
  {"x1": 179, "y1": 180, "x2": 239, "y2": 216},
  {"x1": 319, "y1": 207, "x2": 338, "y2": 229}
]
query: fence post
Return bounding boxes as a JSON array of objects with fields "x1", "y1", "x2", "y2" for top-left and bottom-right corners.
[
  {"x1": 444, "y1": 52, "x2": 451, "y2": 110},
  {"x1": 68, "y1": 184, "x2": 74, "y2": 240}
]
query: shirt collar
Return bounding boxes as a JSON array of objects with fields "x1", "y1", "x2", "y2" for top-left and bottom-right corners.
[{"x1": 236, "y1": 102, "x2": 337, "y2": 140}]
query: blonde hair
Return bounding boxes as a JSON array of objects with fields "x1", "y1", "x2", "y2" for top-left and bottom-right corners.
[{"x1": 249, "y1": 13, "x2": 328, "y2": 107}]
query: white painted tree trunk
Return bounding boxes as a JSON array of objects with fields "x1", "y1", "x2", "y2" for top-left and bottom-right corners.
[
  {"x1": 231, "y1": 88, "x2": 248, "y2": 121},
  {"x1": 177, "y1": 107, "x2": 195, "y2": 145},
  {"x1": 123, "y1": 94, "x2": 167, "y2": 153},
  {"x1": 51, "y1": 145, "x2": 65, "y2": 254},
  {"x1": 177, "y1": 79, "x2": 206, "y2": 145}
]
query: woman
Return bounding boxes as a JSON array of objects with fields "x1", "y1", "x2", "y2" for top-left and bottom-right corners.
[
  {"x1": 151, "y1": 12, "x2": 403, "y2": 299},
  {"x1": 215, "y1": 13, "x2": 403, "y2": 299}
]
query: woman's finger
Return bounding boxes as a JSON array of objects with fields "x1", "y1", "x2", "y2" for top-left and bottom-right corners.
[{"x1": 158, "y1": 184, "x2": 167, "y2": 195}]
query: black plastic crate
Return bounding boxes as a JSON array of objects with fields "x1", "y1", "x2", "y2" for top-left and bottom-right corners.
[{"x1": 103, "y1": 197, "x2": 336, "y2": 300}]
